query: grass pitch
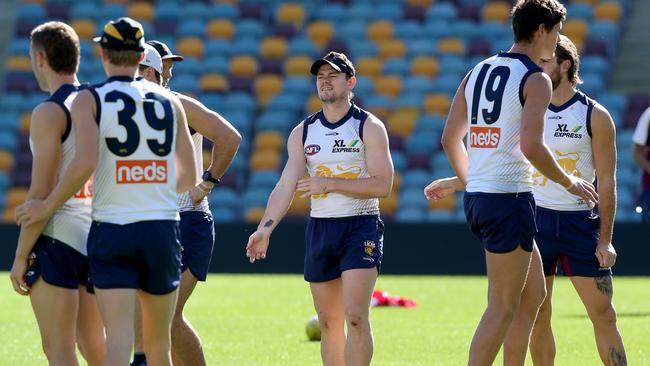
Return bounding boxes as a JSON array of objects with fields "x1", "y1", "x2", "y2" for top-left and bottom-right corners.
[{"x1": 1, "y1": 274, "x2": 648, "y2": 365}]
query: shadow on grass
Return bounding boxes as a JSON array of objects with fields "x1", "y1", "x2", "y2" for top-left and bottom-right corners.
[{"x1": 566, "y1": 312, "x2": 650, "y2": 319}]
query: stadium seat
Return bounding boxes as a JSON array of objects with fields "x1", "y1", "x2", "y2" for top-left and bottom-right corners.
[
  {"x1": 244, "y1": 207, "x2": 266, "y2": 223},
  {"x1": 209, "y1": 4, "x2": 239, "y2": 20},
  {"x1": 200, "y1": 74, "x2": 229, "y2": 93},
  {"x1": 6, "y1": 187, "x2": 28, "y2": 208},
  {"x1": 429, "y1": 192, "x2": 456, "y2": 211},
  {"x1": 387, "y1": 109, "x2": 417, "y2": 139},
  {"x1": 70, "y1": 19, "x2": 96, "y2": 40},
  {"x1": 254, "y1": 131, "x2": 284, "y2": 151},
  {"x1": 207, "y1": 19, "x2": 235, "y2": 40},
  {"x1": 594, "y1": 2, "x2": 622, "y2": 23},
  {"x1": 286, "y1": 193, "x2": 310, "y2": 216},
  {"x1": 230, "y1": 55, "x2": 259, "y2": 78},
  {"x1": 395, "y1": 207, "x2": 426, "y2": 223},
  {"x1": 379, "y1": 193, "x2": 398, "y2": 215},
  {"x1": 378, "y1": 40, "x2": 407, "y2": 59},
  {"x1": 410, "y1": 57, "x2": 439, "y2": 78},
  {"x1": 254, "y1": 74, "x2": 284, "y2": 105},
  {"x1": 437, "y1": 38, "x2": 466, "y2": 55},
  {"x1": 177, "y1": 37, "x2": 204, "y2": 59},
  {"x1": 180, "y1": 3, "x2": 209, "y2": 21},
  {"x1": 283, "y1": 55, "x2": 311, "y2": 77},
  {"x1": 283, "y1": 77, "x2": 311, "y2": 95},
  {"x1": 5, "y1": 56, "x2": 31, "y2": 72},
  {"x1": 236, "y1": 19, "x2": 265, "y2": 39},
  {"x1": 398, "y1": 188, "x2": 429, "y2": 210},
  {"x1": 0, "y1": 151, "x2": 14, "y2": 172},
  {"x1": 260, "y1": 37, "x2": 289, "y2": 59},
  {"x1": 374, "y1": 76, "x2": 403, "y2": 99},
  {"x1": 482, "y1": 2, "x2": 510, "y2": 23},
  {"x1": 367, "y1": 21, "x2": 394, "y2": 43},
  {"x1": 406, "y1": 0, "x2": 434, "y2": 6},
  {"x1": 392, "y1": 151, "x2": 407, "y2": 172},
  {"x1": 357, "y1": 57, "x2": 384, "y2": 80},
  {"x1": 250, "y1": 150, "x2": 281, "y2": 171},
  {"x1": 424, "y1": 94, "x2": 451, "y2": 116},
  {"x1": 127, "y1": 2, "x2": 154, "y2": 22},
  {"x1": 307, "y1": 21, "x2": 334, "y2": 49},
  {"x1": 305, "y1": 94, "x2": 321, "y2": 114},
  {"x1": 396, "y1": 92, "x2": 425, "y2": 110},
  {"x1": 395, "y1": 21, "x2": 422, "y2": 39},
  {"x1": 563, "y1": 20, "x2": 589, "y2": 45},
  {"x1": 426, "y1": 3, "x2": 458, "y2": 22},
  {"x1": 276, "y1": 3, "x2": 306, "y2": 29},
  {"x1": 567, "y1": 3, "x2": 594, "y2": 21},
  {"x1": 287, "y1": 36, "x2": 319, "y2": 57}
]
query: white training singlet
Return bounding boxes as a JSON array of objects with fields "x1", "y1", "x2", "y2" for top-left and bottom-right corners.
[
  {"x1": 533, "y1": 91, "x2": 596, "y2": 210},
  {"x1": 32, "y1": 84, "x2": 92, "y2": 255},
  {"x1": 89, "y1": 76, "x2": 180, "y2": 224},
  {"x1": 303, "y1": 104, "x2": 380, "y2": 218},
  {"x1": 177, "y1": 126, "x2": 209, "y2": 213},
  {"x1": 464, "y1": 52, "x2": 542, "y2": 193}
]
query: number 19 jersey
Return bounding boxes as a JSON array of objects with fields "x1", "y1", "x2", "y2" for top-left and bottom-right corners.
[
  {"x1": 89, "y1": 76, "x2": 180, "y2": 224},
  {"x1": 464, "y1": 52, "x2": 542, "y2": 193}
]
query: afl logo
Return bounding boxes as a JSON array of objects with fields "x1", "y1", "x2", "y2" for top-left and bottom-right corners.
[{"x1": 304, "y1": 144, "x2": 321, "y2": 156}]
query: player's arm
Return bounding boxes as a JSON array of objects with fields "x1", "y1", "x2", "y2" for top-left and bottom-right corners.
[
  {"x1": 171, "y1": 94, "x2": 197, "y2": 193},
  {"x1": 296, "y1": 116, "x2": 393, "y2": 199},
  {"x1": 10, "y1": 103, "x2": 65, "y2": 294},
  {"x1": 441, "y1": 74, "x2": 470, "y2": 186},
  {"x1": 632, "y1": 107, "x2": 650, "y2": 174},
  {"x1": 591, "y1": 104, "x2": 618, "y2": 267},
  {"x1": 178, "y1": 94, "x2": 241, "y2": 202},
  {"x1": 15, "y1": 90, "x2": 99, "y2": 226},
  {"x1": 520, "y1": 73, "x2": 597, "y2": 205},
  {"x1": 246, "y1": 124, "x2": 307, "y2": 262}
]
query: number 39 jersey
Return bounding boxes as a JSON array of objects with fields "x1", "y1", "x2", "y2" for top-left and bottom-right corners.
[
  {"x1": 464, "y1": 52, "x2": 542, "y2": 193},
  {"x1": 89, "y1": 76, "x2": 180, "y2": 224}
]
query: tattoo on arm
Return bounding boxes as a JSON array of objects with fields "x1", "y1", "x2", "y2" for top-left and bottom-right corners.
[
  {"x1": 608, "y1": 346, "x2": 627, "y2": 366},
  {"x1": 595, "y1": 276, "x2": 613, "y2": 297},
  {"x1": 263, "y1": 219, "x2": 274, "y2": 228}
]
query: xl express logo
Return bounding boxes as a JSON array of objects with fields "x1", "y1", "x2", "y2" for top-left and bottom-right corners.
[
  {"x1": 116, "y1": 160, "x2": 167, "y2": 184},
  {"x1": 332, "y1": 139, "x2": 361, "y2": 153},
  {"x1": 554, "y1": 124, "x2": 583, "y2": 139}
]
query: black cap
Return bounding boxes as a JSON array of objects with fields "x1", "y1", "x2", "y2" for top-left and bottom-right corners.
[
  {"x1": 92, "y1": 17, "x2": 145, "y2": 52},
  {"x1": 310, "y1": 53, "x2": 355, "y2": 77},
  {"x1": 147, "y1": 40, "x2": 184, "y2": 62}
]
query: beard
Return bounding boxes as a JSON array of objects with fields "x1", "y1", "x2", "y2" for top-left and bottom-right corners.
[
  {"x1": 319, "y1": 90, "x2": 346, "y2": 104},
  {"x1": 550, "y1": 71, "x2": 561, "y2": 90}
]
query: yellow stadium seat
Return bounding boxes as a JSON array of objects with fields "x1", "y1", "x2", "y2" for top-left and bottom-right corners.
[
  {"x1": 563, "y1": 20, "x2": 589, "y2": 44},
  {"x1": 202, "y1": 149, "x2": 211, "y2": 170},
  {"x1": 391, "y1": 172, "x2": 401, "y2": 193},
  {"x1": 104, "y1": 0, "x2": 129, "y2": 4},
  {"x1": 276, "y1": 3, "x2": 306, "y2": 29},
  {"x1": 0, "y1": 151, "x2": 14, "y2": 171},
  {"x1": 357, "y1": 57, "x2": 384, "y2": 80},
  {"x1": 20, "y1": 113, "x2": 31, "y2": 134},
  {"x1": 307, "y1": 21, "x2": 334, "y2": 49},
  {"x1": 244, "y1": 207, "x2": 266, "y2": 223},
  {"x1": 5, "y1": 56, "x2": 31, "y2": 72},
  {"x1": 127, "y1": 2, "x2": 155, "y2": 23},
  {"x1": 6, "y1": 187, "x2": 29, "y2": 208},
  {"x1": 285, "y1": 55, "x2": 312, "y2": 76},
  {"x1": 367, "y1": 21, "x2": 394, "y2": 43},
  {"x1": 406, "y1": 0, "x2": 433, "y2": 7},
  {"x1": 254, "y1": 131, "x2": 284, "y2": 151},
  {"x1": 437, "y1": 38, "x2": 465, "y2": 55},
  {"x1": 287, "y1": 194, "x2": 310, "y2": 216},
  {"x1": 260, "y1": 37, "x2": 289, "y2": 59},
  {"x1": 365, "y1": 106, "x2": 391, "y2": 121},
  {"x1": 255, "y1": 74, "x2": 284, "y2": 105},
  {"x1": 387, "y1": 109, "x2": 418, "y2": 139},
  {"x1": 410, "y1": 56, "x2": 439, "y2": 78},
  {"x1": 250, "y1": 150, "x2": 281, "y2": 171},
  {"x1": 424, "y1": 94, "x2": 451, "y2": 116},
  {"x1": 378, "y1": 39, "x2": 406, "y2": 59},
  {"x1": 230, "y1": 55, "x2": 259, "y2": 78},
  {"x1": 207, "y1": 19, "x2": 235, "y2": 40},
  {"x1": 200, "y1": 74, "x2": 229, "y2": 92},
  {"x1": 429, "y1": 194, "x2": 456, "y2": 211},
  {"x1": 22, "y1": 0, "x2": 46, "y2": 4},
  {"x1": 71, "y1": 19, "x2": 96, "y2": 40},
  {"x1": 595, "y1": 3, "x2": 622, "y2": 23},
  {"x1": 375, "y1": 76, "x2": 403, "y2": 99},
  {"x1": 379, "y1": 193, "x2": 398, "y2": 215},
  {"x1": 305, "y1": 94, "x2": 321, "y2": 114},
  {"x1": 482, "y1": 2, "x2": 510, "y2": 23},
  {"x1": 177, "y1": 38, "x2": 204, "y2": 59},
  {"x1": 3, "y1": 207, "x2": 15, "y2": 223}
]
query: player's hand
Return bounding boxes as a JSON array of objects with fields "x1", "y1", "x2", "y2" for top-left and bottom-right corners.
[
  {"x1": 9, "y1": 256, "x2": 30, "y2": 296},
  {"x1": 565, "y1": 176, "x2": 598, "y2": 208},
  {"x1": 296, "y1": 177, "x2": 328, "y2": 198},
  {"x1": 246, "y1": 230, "x2": 270, "y2": 264},
  {"x1": 424, "y1": 177, "x2": 460, "y2": 201},
  {"x1": 14, "y1": 199, "x2": 50, "y2": 226},
  {"x1": 595, "y1": 241, "x2": 617, "y2": 269},
  {"x1": 188, "y1": 182, "x2": 213, "y2": 206}
]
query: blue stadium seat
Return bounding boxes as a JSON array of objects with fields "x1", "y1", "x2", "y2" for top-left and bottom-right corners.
[
  {"x1": 211, "y1": 207, "x2": 237, "y2": 223},
  {"x1": 392, "y1": 150, "x2": 407, "y2": 172},
  {"x1": 580, "y1": 73, "x2": 606, "y2": 97},
  {"x1": 223, "y1": 93, "x2": 257, "y2": 113},
  {"x1": 396, "y1": 92, "x2": 425, "y2": 110},
  {"x1": 431, "y1": 74, "x2": 462, "y2": 95},
  {"x1": 7, "y1": 39, "x2": 30, "y2": 56},
  {"x1": 209, "y1": 187, "x2": 239, "y2": 208},
  {"x1": 395, "y1": 207, "x2": 426, "y2": 223},
  {"x1": 267, "y1": 93, "x2": 305, "y2": 113},
  {"x1": 0, "y1": 113, "x2": 19, "y2": 133},
  {"x1": 175, "y1": 57, "x2": 203, "y2": 77},
  {"x1": 349, "y1": 39, "x2": 378, "y2": 59},
  {"x1": 403, "y1": 77, "x2": 434, "y2": 94},
  {"x1": 395, "y1": 21, "x2": 422, "y2": 39},
  {"x1": 317, "y1": 4, "x2": 346, "y2": 23},
  {"x1": 17, "y1": 4, "x2": 46, "y2": 21},
  {"x1": 490, "y1": 36, "x2": 513, "y2": 54},
  {"x1": 208, "y1": 4, "x2": 239, "y2": 20},
  {"x1": 451, "y1": 20, "x2": 479, "y2": 42},
  {"x1": 567, "y1": 3, "x2": 594, "y2": 21},
  {"x1": 353, "y1": 76, "x2": 375, "y2": 99},
  {"x1": 169, "y1": 74, "x2": 199, "y2": 95},
  {"x1": 406, "y1": 132, "x2": 439, "y2": 155},
  {"x1": 346, "y1": 4, "x2": 374, "y2": 22},
  {"x1": 399, "y1": 188, "x2": 429, "y2": 210},
  {"x1": 287, "y1": 37, "x2": 319, "y2": 57},
  {"x1": 177, "y1": 20, "x2": 206, "y2": 38},
  {"x1": 427, "y1": 3, "x2": 458, "y2": 22},
  {"x1": 401, "y1": 169, "x2": 432, "y2": 190},
  {"x1": 0, "y1": 171, "x2": 11, "y2": 192},
  {"x1": 205, "y1": 39, "x2": 232, "y2": 58},
  {"x1": 242, "y1": 188, "x2": 273, "y2": 210},
  {"x1": 375, "y1": 3, "x2": 403, "y2": 21},
  {"x1": 231, "y1": 38, "x2": 260, "y2": 56},
  {"x1": 338, "y1": 21, "x2": 368, "y2": 40},
  {"x1": 203, "y1": 56, "x2": 230, "y2": 75},
  {"x1": 597, "y1": 92, "x2": 627, "y2": 115},
  {"x1": 236, "y1": 20, "x2": 265, "y2": 40},
  {"x1": 589, "y1": 21, "x2": 619, "y2": 44},
  {"x1": 382, "y1": 58, "x2": 410, "y2": 77},
  {"x1": 581, "y1": 55, "x2": 609, "y2": 75},
  {"x1": 199, "y1": 94, "x2": 224, "y2": 111},
  {"x1": 363, "y1": 94, "x2": 394, "y2": 111},
  {"x1": 180, "y1": 3, "x2": 210, "y2": 21},
  {"x1": 422, "y1": 20, "x2": 452, "y2": 39},
  {"x1": 0, "y1": 132, "x2": 18, "y2": 151},
  {"x1": 70, "y1": 2, "x2": 96, "y2": 19},
  {"x1": 284, "y1": 77, "x2": 312, "y2": 95},
  {"x1": 0, "y1": 94, "x2": 24, "y2": 113},
  {"x1": 438, "y1": 55, "x2": 468, "y2": 76},
  {"x1": 427, "y1": 210, "x2": 454, "y2": 223},
  {"x1": 97, "y1": 4, "x2": 126, "y2": 23},
  {"x1": 431, "y1": 153, "x2": 453, "y2": 174},
  {"x1": 156, "y1": 3, "x2": 181, "y2": 22},
  {"x1": 249, "y1": 170, "x2": 281, "y2": 190},
  {"x1": 479, "y1": 22, "x2": 510, "y2": 40},
  {"x1": 407, "y1": 40, "x2": 438, "y2": 57},
  {"x1": 256, "y1": 110, "x2": 296, "y2": 132},
  {"x1": 416, "y1": 114, "x2": 445, "y2": 133}
]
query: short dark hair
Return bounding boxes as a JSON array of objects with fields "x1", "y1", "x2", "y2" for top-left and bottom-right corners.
[
  {"x1": 511, "y1": 0, "x2": 566, "y2": 43},
  {"x1": 556, "y1": 35, "x2": 582, "y2": 86},
  {"x1": 30, "y1": 21, "x2": 80, "y2": 74},
  {"x1": 138, "y1": 64, "x2": 161, "y2": 84},
  {"x1": 104, "y1": 49, "x2": 142, "y2": 67}
]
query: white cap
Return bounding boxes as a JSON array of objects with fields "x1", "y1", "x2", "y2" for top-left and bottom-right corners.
[{"x1": 140, "y1": 43, "x2": 163, "y2": 74}]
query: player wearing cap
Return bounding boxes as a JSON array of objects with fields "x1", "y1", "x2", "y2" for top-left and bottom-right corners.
[
  {"x1": 146, "y1": 40, "x2": 183, "y2": 88},
  {"x1": 15, "y1": 17, "x2": 197, "y2": 366},
  {"x1": 9, "y1": 20, "x2": 106, "y2": 366},
  {"x1": 132, "y1": 40, "x2": 241, "y2": 366},
  {"x1": 246, "y1": 51, "x2": 393, "y2": 366}
]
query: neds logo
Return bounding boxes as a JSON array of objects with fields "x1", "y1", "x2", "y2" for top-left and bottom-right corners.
[
  {"x1": 116, "y1": 160, "x2": 167, "y2": 184},
  {"x1": 470, "y1": 127, "x2": 500, "y2": 148}
]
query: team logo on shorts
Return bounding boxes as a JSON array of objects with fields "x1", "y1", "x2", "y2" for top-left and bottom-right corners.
[
  {"x1": 304, "y1": 144, "x2": 321, "y2": 156},
  {"x1": 364, "y1": 240, "x2": 376, "y2": 256}
]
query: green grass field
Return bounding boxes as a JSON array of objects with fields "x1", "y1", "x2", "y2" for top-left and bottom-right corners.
[{"x1": 1, "y1": 274, "x2": 649, "y2": 365}]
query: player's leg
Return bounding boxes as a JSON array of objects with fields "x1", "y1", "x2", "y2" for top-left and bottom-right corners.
[
  {"x1": 132, "y1": 299, "x2": 146, "y2": 366},
  {"x1": 138, "y1": 290, "x2": 179, "y2": 366},
  {"x1": 467, "y1": 246, "x2": 532, "y2": 366},
  {"x1": 503, "y1": 244, "x2": 547, "y2": 366},
  {"x1": 171, "y1": 270, "x2": 204, "y2": 366},
  {"x1": 529, "y1": 276, "x2": 556, "y2": 366},
  {"x1": 571, "y1": 276, "x2": 627, "y2": 365},
  {"x1": 30, "y1": 279, "x2": 80, "y2": 365},
  {"x1": 341, "y1": 268, "x2": 377, "y2": 366},
  {"x1": 310, "y1": 278, "x2": 346, "y2": 366},
  {"x1": 76, "y1": 286, "x2": 106, "y2": 366},
  {"x1": 95, "y1": 288, "x2": 138, "y2": 366}
]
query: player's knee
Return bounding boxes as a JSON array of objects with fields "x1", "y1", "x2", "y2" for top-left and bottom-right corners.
[
  {"x1": 41, "y1": 338, "x2": 74, "y2": 362},
  {"x1": 344, "y1": 306, "x2": 369, "y2": 329},
  {"x1": 77, "y1": 337, "x2": 106, "y2": 366},
  {"x1": 316, "y1": 310, "x2": 344, "y2": 332},
  {"x1": 589, "y1": 303, "x2": 617, "y2": 327}
]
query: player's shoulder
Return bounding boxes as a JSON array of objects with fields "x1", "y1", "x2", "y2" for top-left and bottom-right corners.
[{"x1": 495, "y1": 52, "x2": 542, "y2": 73}]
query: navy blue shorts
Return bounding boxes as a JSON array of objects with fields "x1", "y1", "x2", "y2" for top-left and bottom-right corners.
[
  {"x1": 536, "y1": 207, "x2": 611, "y2": 277},
  {"x1": 464, "y1": 192, "x2": 537, "y2": 253},
  {"x1": 25, "y1": 235, "x2": 89, "y2": 289},
  {"x1": 640, "y1": 190, "x2": 650, "y2": 223},
  {"x1": 87, "y1": 220, "x2": 182, "y2": 295},
  {"x1": 179, "y1": 211, "x2": 215, "y2": 281},
  {"x1": 304, "y1": 215, "x2": 384, "y2": 283}
]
